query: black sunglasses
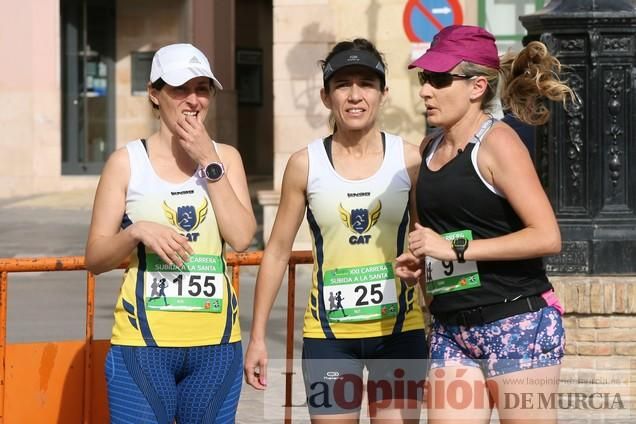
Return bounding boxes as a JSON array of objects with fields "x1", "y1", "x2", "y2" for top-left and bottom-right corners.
[{"x1": 418, "y1": 71, "x2": 474, "y2": 88}]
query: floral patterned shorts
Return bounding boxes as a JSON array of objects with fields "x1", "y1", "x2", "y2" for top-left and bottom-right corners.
[{"x1": 429, "y1": 306, "x2": 565, "y2": 377}]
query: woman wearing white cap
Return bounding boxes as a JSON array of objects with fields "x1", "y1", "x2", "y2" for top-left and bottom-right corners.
[
  {"x1": 85, "y1": 43, "x2": 256, "y2": 423},
  {"x1": 244, "y1": 38, "x2": 427, "y2": 423}
]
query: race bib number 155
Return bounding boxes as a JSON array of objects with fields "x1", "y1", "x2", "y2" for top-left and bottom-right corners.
[{"x1": 145, "y1": 253, "x2": 224, "y2": 313}]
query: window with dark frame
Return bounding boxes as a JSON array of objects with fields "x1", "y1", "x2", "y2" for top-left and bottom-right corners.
[
  {"x1": 131, "y1": 51, "x2": 155, "y2": 96},
  {"x1": 236, "y1": 48, "x2": 263, "y2": 106}
]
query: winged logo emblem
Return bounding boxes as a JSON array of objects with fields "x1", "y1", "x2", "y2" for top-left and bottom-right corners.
[
  {"x1": 162, "y1": 198, "x2": 209, "y2": 232},
  {"x1": 338, "y1": 200, "x2": 381, "y2": 234}
]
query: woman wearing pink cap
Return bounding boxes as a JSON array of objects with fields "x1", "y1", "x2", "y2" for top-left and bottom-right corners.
[
  {"x1": 396, "y1": 25, "x2": 575, "y2": 423},
  {"x1": 85, "y1": 43, "x2": 256, "y2": 423}
]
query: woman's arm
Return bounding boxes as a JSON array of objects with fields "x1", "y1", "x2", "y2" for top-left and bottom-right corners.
[
  {"x1": 173, "y1": 113, "x2": 256, "y2": 252},
  {"x1": 244, "y1": 149, "x2": 309, "y2": 390},
  {"x1": 463, "y1": 123, "x2": 561, "y2": 261},
  {"x1": 206, "y1": 143, "x2": 257, "y2": 252},
  {"x1": 404, "y1": 140, "x2": 423, "y2": 232},
  {"x1": 85, "y1": 148, "x2": 193, "y2": 274},
  {"x1": 395, "y1": 140, "x2": 425, "y2": 286}
]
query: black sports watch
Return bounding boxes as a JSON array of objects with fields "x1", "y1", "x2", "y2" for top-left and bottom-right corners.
[
  {"x1": 451, "y1": 237, "x2": 469, "y2": 263},
  {"x1": 198, "y1": 162, "x2": 225, "y2": 182}
]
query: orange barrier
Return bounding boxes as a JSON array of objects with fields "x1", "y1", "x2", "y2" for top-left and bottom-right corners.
[{"x1": 0, "y1": 251, "x2": 313, "y2": 423}]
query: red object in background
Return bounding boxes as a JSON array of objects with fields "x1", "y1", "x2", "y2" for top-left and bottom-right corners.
[{"x1": 403, "y1": 0, "x2": 464, "y2": 43}]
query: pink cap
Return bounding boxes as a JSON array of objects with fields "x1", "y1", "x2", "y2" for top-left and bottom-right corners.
[{"x1": 408, "y1": 25, "x2": 500, "y2": 72}]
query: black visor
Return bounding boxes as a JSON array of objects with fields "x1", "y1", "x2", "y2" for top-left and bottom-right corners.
[{"x1": 322, "y1": 49, "x2": 385, "y2": 85}]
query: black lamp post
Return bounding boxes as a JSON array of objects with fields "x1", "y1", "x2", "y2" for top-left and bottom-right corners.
[{"x1": 520, "y1": 0, "x2": 636, "y2": 273}]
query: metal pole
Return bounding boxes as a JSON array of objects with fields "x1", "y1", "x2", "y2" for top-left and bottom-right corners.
[
  {"x1": 284, "y1": 264, "x2": 297, "y2": 424},
  {"x1": 82, "y1": 272, "x2": 95, "y2": 424},
  {"x1": 0, "y1": 272, "x2": 7, "y2": 424}
]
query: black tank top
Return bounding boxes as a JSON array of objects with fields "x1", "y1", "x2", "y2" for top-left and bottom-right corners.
[{"x1": 416, "y1": 119, "x2": 552, "y2": 315}]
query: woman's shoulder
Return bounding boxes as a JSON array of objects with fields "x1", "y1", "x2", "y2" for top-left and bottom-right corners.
[
  {"x1": 214, "y1": 141, "x2": 240, "y2": 157},
  {"x1": 287, "y1": 146, "x2": 309, "y2": 170},
  {"x1": 418, "y1": 127, "x2": 443, "y2": 155},
  {"x1": 214, "y1": 142, "x2": 249, "y2": 170},
  {"x1": 280, "y1": 147, "x2": 309, "y2": 192},
  {"x1": 483, "y1": 122, "x2": 527, "y2": 150},
  {"x1": 106, "y1": 144, "x2": 132, "y2": 167},
  {"x1": 400, "y1": 138, "x2": 422, "y2": 166},
  {"x1": 99, "y1": 144, "x2": 132, "y2": 186},
  {"x1": 480, "y1": 121, "x2": 533, "y2": 164}
]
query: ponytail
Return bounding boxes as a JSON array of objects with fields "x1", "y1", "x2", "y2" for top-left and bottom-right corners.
[
  {"x1": 460, "y1": 41, "x2": 577, "y2": 125},
  {"x1": 499, "y1": 41, "x2": 576, "y2": 125}
]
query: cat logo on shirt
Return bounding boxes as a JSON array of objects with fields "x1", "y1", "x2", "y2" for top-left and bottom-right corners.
[
  {"x1": 162, "y1": 198, "x2": 208, "y2": 242},
  {"x1": 338, "y1": 200, "x2": 381, "y2": 245}
]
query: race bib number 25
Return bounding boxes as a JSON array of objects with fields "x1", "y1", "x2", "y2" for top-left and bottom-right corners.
[
  {"x1": 145, "y1": 253, "x2": 224, "y2": 313},
  {"x1": 323, "y1": 262, "x2": 398, "y2": 323}
]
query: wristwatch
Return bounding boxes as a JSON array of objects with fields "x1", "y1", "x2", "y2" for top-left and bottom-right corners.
[
  {"x1": 451, "y1": 237, "x2": 469, "y2": 263},
  {"x1": 198, "y1": 162, "x2": 225, "y2": 182}
]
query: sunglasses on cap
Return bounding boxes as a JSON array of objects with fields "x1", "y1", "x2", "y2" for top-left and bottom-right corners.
[{"x1": 418, "y1": 71, "x2": 475, "y2": 89}]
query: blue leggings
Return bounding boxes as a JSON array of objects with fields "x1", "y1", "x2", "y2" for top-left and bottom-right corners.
[{"x1": 105, "y1": 343, "x2": 242, "y2": 424}]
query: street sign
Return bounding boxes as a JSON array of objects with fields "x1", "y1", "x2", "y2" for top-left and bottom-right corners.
[{"x1": 403, "y1": 0, "x2": 464, "y2": 43}]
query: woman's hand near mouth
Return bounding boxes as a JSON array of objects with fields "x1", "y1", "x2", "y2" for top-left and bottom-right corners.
[{"x1": 175, "y1": 112, "x2": 220, "y2": 166}]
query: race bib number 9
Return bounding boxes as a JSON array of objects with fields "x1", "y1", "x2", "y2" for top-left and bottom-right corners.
[
  {"x1": 323, "y1": 262, "x2": 398, "y2": 323},
  {"x1": 145, "y1": 253, "x2": 224, "y2": 313},
  {"x1": 425, "y1": 230, "x2": 481, "y2": 296}
]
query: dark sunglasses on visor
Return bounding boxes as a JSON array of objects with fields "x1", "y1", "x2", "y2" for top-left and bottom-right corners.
[{"x1": 418, "y1": 71, "x2": 474, "y2": 88}]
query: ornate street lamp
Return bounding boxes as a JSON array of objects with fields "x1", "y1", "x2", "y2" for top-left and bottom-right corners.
[{"x1": 521, "y1": 0, "x2": 636, "y2": 273}]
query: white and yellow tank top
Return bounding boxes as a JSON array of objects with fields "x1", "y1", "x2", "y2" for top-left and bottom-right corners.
[
  {"x1": 111, "y1": 140, "x2": 240, "y2": 347},
  {"x1": 303, "y1": 133, "x2": 425, "y2": 339}
]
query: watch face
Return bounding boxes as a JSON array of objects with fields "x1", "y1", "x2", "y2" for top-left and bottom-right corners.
[
  {"x1": 205, "y1": 163, "x2": 224, "y2": 181},
  {"x1": 452, "y1": 238, "x2": 468, "y2": 249}
]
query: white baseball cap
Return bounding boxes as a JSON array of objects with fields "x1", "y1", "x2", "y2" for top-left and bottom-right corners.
[{"x1": 150, "y1": 43, "x2": 223, "y2": 89}]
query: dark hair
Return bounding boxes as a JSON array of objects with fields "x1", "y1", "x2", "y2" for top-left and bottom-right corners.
[
  {"x1": 148, "y1": 78, "x2": 167, "y2": 110},
  {"x1": 148, "y1": 78, "x2": 217, "y2": 111},
  {"x1": 320, "y1": 38, "x2": 387, "y2": 92}
]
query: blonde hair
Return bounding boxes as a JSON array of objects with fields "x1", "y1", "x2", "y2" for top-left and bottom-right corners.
[{"x1": 460, "y1": 41, "x2": 576, "y2": 125}]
